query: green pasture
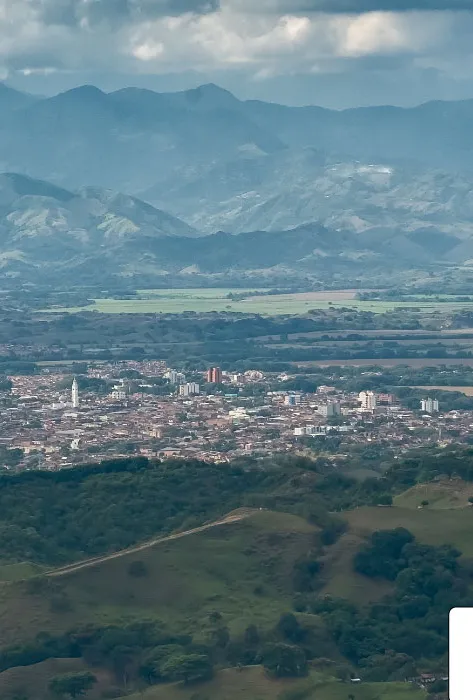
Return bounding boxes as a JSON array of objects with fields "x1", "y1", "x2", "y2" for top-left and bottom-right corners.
[{"x1": 43, "y1": 287, "x2": 473, "y2": 315}]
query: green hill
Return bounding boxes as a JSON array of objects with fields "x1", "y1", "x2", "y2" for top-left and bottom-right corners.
[
  {"x1": 0, "y1": 453, "x2": 463, "y2": 700},
  {"x1": 0, "y1": 511, "x2": 321, "y2": 646},
  {"x1": 394, "y1": 478, "x2": 473, "y2": 510},
  {"x1": 345, "y1": 503, "x2": 473, "y2": 557},
  {"x1": 127, "y1": 666, "x2": 427, "y2": 700}
]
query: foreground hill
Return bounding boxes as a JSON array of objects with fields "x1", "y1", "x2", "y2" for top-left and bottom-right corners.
[{"x1": 128, "y1": 666, "x2": 426, "y2": 700}]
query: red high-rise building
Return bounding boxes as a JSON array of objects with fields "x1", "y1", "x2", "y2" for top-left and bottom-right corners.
[{"x1": 207, "y1": 367, "x2": 222, "y2": 384}]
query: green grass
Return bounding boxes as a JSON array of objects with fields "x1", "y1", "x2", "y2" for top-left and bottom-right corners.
[
  {"x1": 394, "y1": 479, "x2": 473, "y2": 510},
  {"x1": 0, "y1": 512, "x2": 322, "y2": 647},
  {"x1": 0, "y1": 561, "x2": 45, "y2": 582},
  {"x1": 0, "y1": 657, "x2": 110, "y2": 700},
  {"x1": 126, "y1": 666, "x2": 426, "y2": 700},
  {"x1": 42, "y1": 287, "x2": 473, "y2": 315},
  {"x1": 318, "y1": 493, "x2": 473, "y2": 603},
  {"x1": 345, "y1": 504, "x2": 473, "y2": 557},
  {"x1": 319, "y1": 532, "x2": 393, "y2": 604}
]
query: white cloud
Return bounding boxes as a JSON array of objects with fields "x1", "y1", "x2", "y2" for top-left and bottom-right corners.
[{"x1": 0, "y1": 0, "x2": 472, "y2": 94}]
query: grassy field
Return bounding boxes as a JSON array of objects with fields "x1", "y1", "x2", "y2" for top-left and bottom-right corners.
[
  {"x1": 320, "y1": 489, "x2": 473, "y2": 602},
  {"x1": 127, "y1": 667, "x2": 426, "y2": 700},
  {"x1": 345, "y1": 504, "x2": 473, "y2": 557},
  {"x1": 0, "y1": 511, "x2": 322, "y2": 647},
  {"x1": 394, "y1": 479, "x2": 473, "y2": 510},
  {"x1": 0, "y1": 658, "x2": 112, "y2": 700},
  {"x1": 0, "y1": 561, "x2": 45, "y2": 582},
  {"x1": 45, "y1": 287, "x2": 473, "y2": 315}
]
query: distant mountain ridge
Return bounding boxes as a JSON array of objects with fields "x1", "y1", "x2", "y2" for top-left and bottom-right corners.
[
  {"x1": 3, "y1": 83, "x2": 473, "y2": 276},
  {"x1": 2, "y1": 82, "x2": 473, "y2": 190},
  {"x1": 1, "y1": 171, "x2": 473, "y2": 284},
  {"x1": 0, "y1": 173, "x2": 199, "y2": 280}
]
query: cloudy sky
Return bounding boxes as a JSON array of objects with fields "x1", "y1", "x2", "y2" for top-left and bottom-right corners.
[{"x1": 3, "y1": 0, "x2": 473, "y2": 107}]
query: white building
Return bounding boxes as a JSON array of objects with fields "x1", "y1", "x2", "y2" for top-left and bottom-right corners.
[
  {"x1": 111, "y1": 390, "x2": 127, "y2": 400},
  {"x1": 421, "y1": 397, "x2": 439, "y2": 413},
  {"x1": 179, "y1": 382, "x2": 200, "y2": 397},
  {"x1": 166, "y1": 369, "x2": 186, "y2": 385},
  {"x1": 317, "y1": 402, "x2": 341, "y2": 418},
  {"x1": 71, "y1": 377, "x2": 79, "y2": 409},
  {"x1": 359, "y1": 391, "x2": 377, "y2": 411}
]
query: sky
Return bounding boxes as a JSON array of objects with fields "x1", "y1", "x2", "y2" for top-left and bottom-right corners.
[{"x1": 3, "y1": 0, "x2": 473, "y2": 107}]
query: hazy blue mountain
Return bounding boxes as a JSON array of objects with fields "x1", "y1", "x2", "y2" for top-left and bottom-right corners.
[
  {"x1": 3, "y1": 84, "x2": 473, "y2": 276},
  {"x1": 0, "y1": 173, "x2": 198, "y2": 279},
  {"x1": 0, "y1": 84, "x2": 284, "y2": 193},
  {"x1": 143, "y1": 148, "x2": 473, "y2": 243},
  {"x1": 2, "y1": 83, "x2": 473, "y2": 197},
  {"x1": 0, "y1": 172, "x2": 471, "y2": 285},
  {"x1": 0, "y1": 83, "x2": 37, "y2": 115}
]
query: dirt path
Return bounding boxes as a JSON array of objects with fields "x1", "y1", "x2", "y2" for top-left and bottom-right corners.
[{"x1": 46, "y1": 508, "x2": 257, "y2": 578}]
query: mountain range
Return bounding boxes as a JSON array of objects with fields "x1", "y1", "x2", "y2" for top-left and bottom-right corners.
[
  {"x1": 3, "y1": 82, "x2": 473, "y2": 280},
  {"x1": 2, "y1": 170, "x2": 473, "y2": 284},
  {"x1": 0, "y1": 173, "x2": 199, "y2": 281}
]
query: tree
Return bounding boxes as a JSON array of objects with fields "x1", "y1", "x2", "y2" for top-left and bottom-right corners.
[
  {"x1": 49, "y1": 672, "x2": 97, "y2": 699},
  {"x1": 378, "y1": 494, "x2": 393, "y2": 506},
  {"x1": 421, "y1": 500, "x2": 429, "y2": 508},
  {"x1": 277, "y1": 613, "x2": 304, "y2": 643},
  {"x1": 262, "y1": 643, "x2": 308, "y2": 678},
  {"x1": 161, "y1": 653, "x2": 213, "y2": 684},
  {"x1": 244, "y1": 624, "x2": 260, "y2": 648}
]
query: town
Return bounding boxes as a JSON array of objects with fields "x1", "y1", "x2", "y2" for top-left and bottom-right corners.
[{"x1": 0, "y1": 360, "x2": 469, "y2": 470}]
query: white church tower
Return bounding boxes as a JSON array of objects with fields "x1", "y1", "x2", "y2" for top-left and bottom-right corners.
[{"x1": 72, "y1": 377, "x2": 80, "y2": 409}]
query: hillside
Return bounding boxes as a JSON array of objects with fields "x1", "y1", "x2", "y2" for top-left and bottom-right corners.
[
  {"x1": 0, "y1": 452, "x2": 465, "y2": 699},
  {"x1": 0, "y1": 510, "x2": 320, "y2": 646},
  {"x1": 127, "y1": 667, "x2": 427, "y2": 700}
]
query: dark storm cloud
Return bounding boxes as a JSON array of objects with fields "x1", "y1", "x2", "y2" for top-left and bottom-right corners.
[{"x1": 38, "y1": 0, "x2": 219, "y2": 28}]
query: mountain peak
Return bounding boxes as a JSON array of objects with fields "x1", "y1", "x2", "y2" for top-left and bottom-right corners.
[
  {"x1": 56, "y1": 85, "x2": 106, "y2": 101},
  {"x1": 174, "y1": 83, "x2": 241, "y2": 111}
]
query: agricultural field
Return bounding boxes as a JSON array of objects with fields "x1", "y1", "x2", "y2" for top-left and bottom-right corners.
[
  {"x1": 47, "y1": 288, "x2": 473, "y2": 315},
  {"x1": 413, "y1": 385, "x2": 473, "y2": 395},
  {"x1": 298, "y1": 358, "x2": 473, "y2": 368}
]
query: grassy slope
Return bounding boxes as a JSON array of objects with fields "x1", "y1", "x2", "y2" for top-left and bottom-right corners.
[
  {"x1": 0, "y1": 512, "x2": 324, "y2": 646},
  {"x1": 0, "y1": 658, "x2": 113, "y2": 700},
  {"x1": 0, "y1": 501, "x2": 456, "y2": 699},
  {"x1": 127, "y1": 667, "x2": 426, "y2": 700},
  {"x1": 320, "y1": 531, "x2": 393, "y2": 604},
  {"x1": 3, "y1": 499, "x2": 472, "y2": 645},
  {"x1": 345, "y1": 504, "x2": 473, "y2": 556},
  {"x1": 320, "y1": 483, "x2": 473, "y2": 601},
  {"x1": 394, "y1": 478, "x2": 473, "y2": 510}
]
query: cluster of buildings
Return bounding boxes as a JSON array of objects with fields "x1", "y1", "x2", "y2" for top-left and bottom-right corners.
[{"x1": 0, "y1": 362, "x2": 468, "y2": 471}]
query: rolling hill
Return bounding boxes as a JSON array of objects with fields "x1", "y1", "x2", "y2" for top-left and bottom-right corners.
[{"x1": 0, "y1": 452, "x2": 462, "y2": 700}]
